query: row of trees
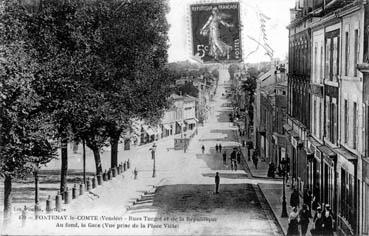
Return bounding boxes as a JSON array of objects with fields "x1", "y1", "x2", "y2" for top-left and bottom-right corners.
[
  {"x1": 0, "y1": 0, "x2": 172, "y2": 225},
  {"x1": 228, "y1": 64, "x2": 257, "y2": 122}
]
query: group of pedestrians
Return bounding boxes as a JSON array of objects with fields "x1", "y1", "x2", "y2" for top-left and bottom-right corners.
[
  {"x1": 215, "y1": 143, "x2": 222, "y2": 153},
  {"x1": 220, "y1": 147, "x2": 242, "y2": 171},
  {"x1": 287, "y1": 188, "x2": 335, "y2": 236}
]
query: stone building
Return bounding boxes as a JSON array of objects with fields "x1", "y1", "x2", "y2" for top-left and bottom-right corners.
[{"x1": 287, "y1": 0, "x2": 369, "y2": 234}]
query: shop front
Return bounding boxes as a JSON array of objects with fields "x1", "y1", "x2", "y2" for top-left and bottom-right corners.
[
  {"x1": 141, "y1": 125, "x2": 156, "y2": 144},
  {"x1": 290, "y1": 130, "x2": 300, "y2": 190},
  {"x1": 184, "y1": 118, "x2": 198, "y2": 130},
  {"x1": 161, "y1": 123, "x2": 172, "y2": 137},
  {"x1": 363, "y1": 159, "x2": 369, "y2": 235},
  {"x1": 317, "y1": 145, "x2": 337, "y2": 226},
  {"x1": 307, "y1": 136, "x2": 322, "y2": 196},
  {"x1": 175, "y1": 121, "x2": 185, "y2": 134},
  {"x1": 334, "y1": 148, "x2": 358, "y2": 236}
]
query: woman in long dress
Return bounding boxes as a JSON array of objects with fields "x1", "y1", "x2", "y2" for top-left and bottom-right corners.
[
  {"x1": 287, "y1": 207, "x2": 300, "y2": 236},
  {"x1": 200, "y1": 6, "x2": 234, "y2": 60}
]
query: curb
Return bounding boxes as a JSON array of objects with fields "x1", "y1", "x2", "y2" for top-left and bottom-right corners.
[{"x1": 256, "y1": 184, "x2": 287, "y2": 236}]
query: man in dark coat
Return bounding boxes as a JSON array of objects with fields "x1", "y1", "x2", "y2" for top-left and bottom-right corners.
[
  {"x1": 222, "y1": 151, "x2": 227, "y2": 165},
  {"x1": 299, "y1": 204, "x2": 310, "y2": 236},
  {"x1": 215, "y1": 144, "x2": 219, "y2": 153},
  {"x1": 236, "y1": 151, "x2": 241, "y2": 164},
  {"x1": 290, "y1": 188, "x2": 300, "y2": 208},
  {"x1": 215, "y1": 172, "x2": 220, "y2": 194},
  {"x1": 219, "y1": 144, "x2": 222, "y2": 152},
  {"x1": 230, "y1": 150, "x2": 236, "y2": 171},
  {"x1": 322, "y1": 204, "x2": 333, "y2": 236},
  {"x1": 252, "y1": 153, "x2": 258, "y2": 169},
  {"x1": 311, "y1": 208, "x2": 324, "y2": 236},
  {"x1": 303, "y1": 190, "x2": 313, "y2": 217},
  {"x1": 267, "y1": 162, "x2": 275, "y2": 178}
]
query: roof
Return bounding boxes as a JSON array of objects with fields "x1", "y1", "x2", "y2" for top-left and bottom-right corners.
[{"x1": 184, "y1": 95, "x2": 198, "y2": 102}]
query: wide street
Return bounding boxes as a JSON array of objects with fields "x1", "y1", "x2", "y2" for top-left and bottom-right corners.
[{"x1": 2, "y1": 67, "x2": 284, "y2": 235}]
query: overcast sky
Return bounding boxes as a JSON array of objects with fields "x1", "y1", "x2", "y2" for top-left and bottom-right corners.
[{"x1": 166, "y1": 0, "x2": 294, "y2": 63}]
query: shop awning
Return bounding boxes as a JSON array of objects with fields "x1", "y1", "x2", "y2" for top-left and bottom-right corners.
[
  {"x1": 333, "y1": 147, "x2": 358, "y2": 161},
  {"x1": 163, "y1": 124, "x2": 171, "y2": 130},
  {"x1": 317, "y1": 145, "x2": 336, "y2": 158},
  {"x1": 283, "y1": 124, "x2": 292, "y2": 131},
  {"x1": 308, "y1": 136, "x2": 322, "y2": 148},
  {"x1": 142, "y1": 125, "x2": 155, "y2": 136},
  {"x1": 290, "y1": 130, "x2": 299, "y2": 138},
  {"x1": 273, "y1": 133, "x2": 286, "y2": 146},
  {"x1": 185, "y1": 118, "x2": 197, "y2": 125},
  {"x1": 177, "y1": 121, "x2": 185, "y2": 127}
]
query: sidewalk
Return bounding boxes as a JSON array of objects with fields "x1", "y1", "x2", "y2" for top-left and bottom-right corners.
[{"x1": 236, "y1": 135, "x2": 298, "y2": 236}]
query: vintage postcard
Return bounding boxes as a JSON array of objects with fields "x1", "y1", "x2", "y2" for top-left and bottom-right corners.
[{"x1": 1, "y1": 0, "x2": 368, "y2": 235}]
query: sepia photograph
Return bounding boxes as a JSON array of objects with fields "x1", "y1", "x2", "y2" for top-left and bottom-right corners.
[{"x1": 0, "y1": 0, "x2": 368, "y2": 235}]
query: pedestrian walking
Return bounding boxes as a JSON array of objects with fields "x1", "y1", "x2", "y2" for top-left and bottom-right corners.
[
  {"x1": 303, "y1": 189, "x2": 313, "y2": 217},
  {"x1": 133, "y1": 168, "x2": 138, "y2": 180},
  {"x1": 322, "y1": 204, "x2": 333, "y2": 236},
  {"x1": 287, "y1": 207, "x2": 300, "y2": 236},
  {"x1": 230, "y1": 149, "x2": 236, "y2": 170},
  {"x1": 127, "y1": 159, "x2": 130, "y2": 169},
  {"x1": 252, "y1": 153, "x2": 258, "y2": 169},
  {"x1": 215, "y1": 172, "x2": 220, "y2": 194},
  {"x1": 299, "y1": 204, "x2": 310, "y2": 236},
  {"x1": 311, "y1": 207, "x2": 324, "y2": 236},
  {"x1": 123, "y1": 161, "x2": 126, "y2": 171},
  {"x1": 219, "y1": 144, "x2": 222, "y2": 152},
  {"x1": 201, "y1": 145, "x2": 205, "y2": 154},
  {"x1": 215, "y1": 144, "x2": 219, "y2": 153},
  {"x1": 267, "y1": 162, "x2": 275, "y2": 178},
  {"x1": 290, "y1": 188, "x2": 300, "y2": 208},
  {"x1": 236, "y1": 151, "x2": 241, "y2": 164},
  {"x1": 222, "y1": 151, "x2": 227, "y2": 165}
]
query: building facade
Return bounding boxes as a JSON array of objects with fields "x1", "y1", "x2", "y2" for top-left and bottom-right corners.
[
  {"x1": 286, "y1": 1, "x2": 312, "y2": 198},
  {"x1": 255, "y1": 66, "x2": 287, "y2": 166},
  {"x1": 288, "y1": 0, "x2": 368, "y2": 235}
]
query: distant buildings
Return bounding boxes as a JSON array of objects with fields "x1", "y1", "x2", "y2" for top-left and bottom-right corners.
[
  {"x1": 254, "y1": 65, "x2": 287, "y2": 167},
  {"x1": 128, "y1": 67, "x2": 217, "y2": 147}
]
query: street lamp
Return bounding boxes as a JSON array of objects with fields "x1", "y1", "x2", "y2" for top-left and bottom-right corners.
[
  {"x1": 150, "y1": 143, "x2": 157, "y2": 178},
  {"x1": 32, "y1": 163, "x2": 41, "y2": 214},
  {"x1": 280, "y1": 158, "x2": 288, "y2": 217},
  {"x1": 184, "y1": 134, "x2": 187, "y2": 153}
]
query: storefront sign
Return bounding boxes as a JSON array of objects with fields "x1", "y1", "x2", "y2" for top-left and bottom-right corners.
[
  {"x1": 190, "y1": 2, "x2": 242, "y2": 63},
  {"x1": 291, "y1": 136, "x2": 298, "y2": 149},
  {"x1": 363, "y1": 158, "x2": 369, "y2": 184},
  {"x1": 315, "y1": 149, "x2": 321, "y2": 160},
  {"x1": 323, "y1": 154, "x2": 334, "y2": 167}
]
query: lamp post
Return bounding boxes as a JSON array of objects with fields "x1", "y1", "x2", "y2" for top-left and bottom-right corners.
[
  {"x1": 33, "y1": 163, "x2": 41, "y2": 215},
  {"x1": 150, "y1": 143, "x2": 157, "y2": 178},
  {"x1": 281, "y1": 158, "x2": 288, "y2": 217},
  {"x1": 184, "y1": 134, "x2": 187, "y2": 153}
]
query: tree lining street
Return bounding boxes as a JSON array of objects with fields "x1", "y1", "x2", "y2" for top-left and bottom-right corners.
[{"x1": 2, "y1": 67, "x2": 284, "y2": 235}]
